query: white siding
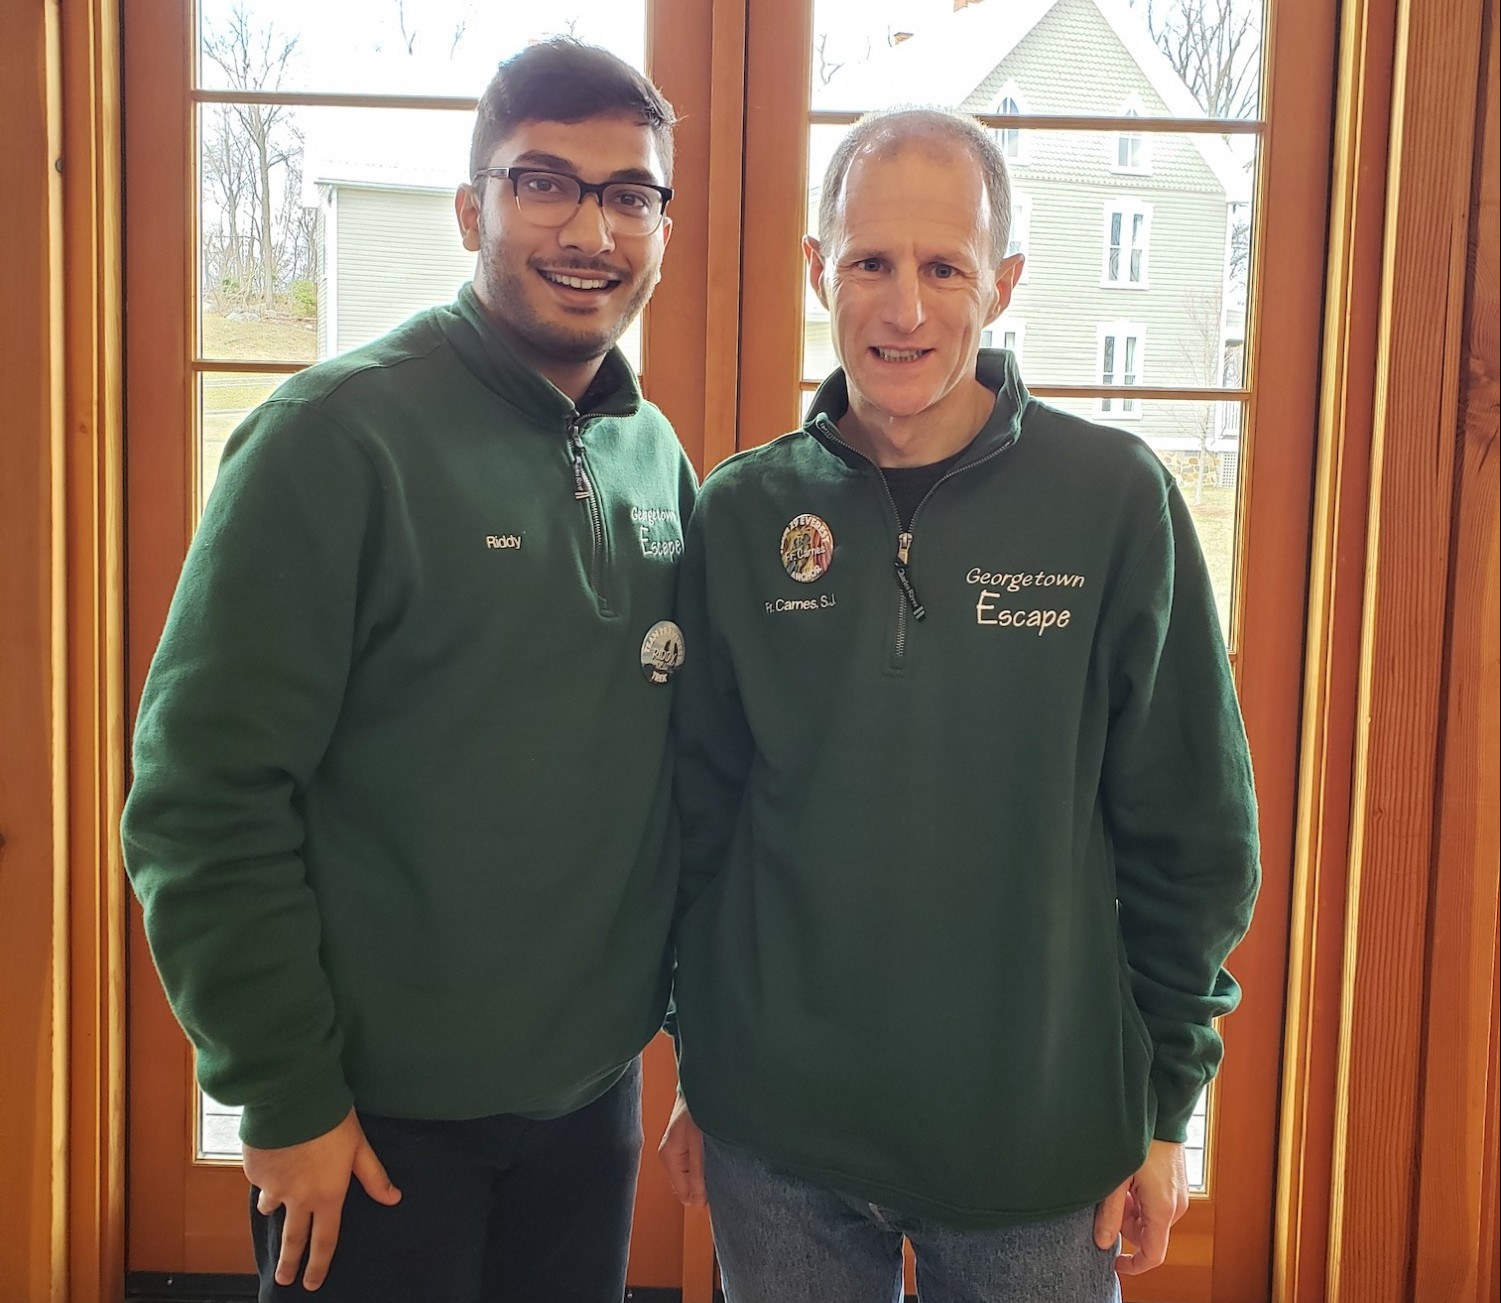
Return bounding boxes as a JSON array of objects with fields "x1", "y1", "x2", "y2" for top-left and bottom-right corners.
[{"x1": 330, "y1": 186, "x2": 477, "y2": 356}]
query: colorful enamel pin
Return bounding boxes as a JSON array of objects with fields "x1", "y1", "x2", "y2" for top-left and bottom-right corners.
[{"x1": 780, "y1": 513, "x2": 835, "y2": 583}]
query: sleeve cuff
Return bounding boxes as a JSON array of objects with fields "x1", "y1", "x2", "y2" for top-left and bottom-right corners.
[{"x1": 238, "y1": 1075, "x2": 355, "y2": 1150}]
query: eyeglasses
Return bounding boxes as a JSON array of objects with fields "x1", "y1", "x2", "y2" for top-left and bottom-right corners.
[{"x1": 473, "y1": 167, "x2": 673, "y2": 235}]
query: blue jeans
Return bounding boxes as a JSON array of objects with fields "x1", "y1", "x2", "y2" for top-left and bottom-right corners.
[
  {"x1": 703, "y1": 1134, "x2": 1121, "y2": 1303},
  {"x1": 251, "y1": 1058, "x2": 642, "y2": 1303}
]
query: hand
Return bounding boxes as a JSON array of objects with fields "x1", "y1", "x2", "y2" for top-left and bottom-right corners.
[
  {"x1": 657, "y1": 1092, "x2": 707, "y2": 1207},
  {"x1": 1093, "y1": 1139, "x2": 1189, "y2": 1276},
  {"x1": 244, "y1": 1108, "x2": 401, "y2": 1291}
]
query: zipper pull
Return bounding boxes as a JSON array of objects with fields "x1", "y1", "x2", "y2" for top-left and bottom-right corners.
[
  {"x1": 897, "y1": 531, "x2": 913, "y2": 565},
  {"x1": 566, "y1": 426, "x2": 591, "y2": 501},
  {"x1": 893, "y1": 558, "x2": 926, "y2": 621}
]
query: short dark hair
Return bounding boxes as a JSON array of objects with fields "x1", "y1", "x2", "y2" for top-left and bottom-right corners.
[{"x1": 469, "y1": 38, "x2": 677, "y2": 182}]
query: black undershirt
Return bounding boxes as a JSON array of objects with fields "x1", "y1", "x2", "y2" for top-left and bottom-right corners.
[{"x1": 881, "y1": 450, "x2": 966, "y2": 531}]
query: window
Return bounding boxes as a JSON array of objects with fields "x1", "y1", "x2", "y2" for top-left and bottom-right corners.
[
  {"x1": 1098, "y1": 322, "x2": 1144, "y2": 417},
  {"x1": 1113, "y1": 94, "x2": 1151, "y2": 173},
  {"x1": 1103, "y1": 200, "x2": 1152, "y2": 286},
  {"x1": 980, "y1": 320, "x2": 1025, "y2": 365},
  {"x1": 1001, "y1": 321, "x2": 1026, "y2": 366},
  {"x1": 991, "y1": 81, "x2": 1029, "y2": 164},
  {"x1": 1008, "y1": 193, "x2": 1031, "y2": 281}
]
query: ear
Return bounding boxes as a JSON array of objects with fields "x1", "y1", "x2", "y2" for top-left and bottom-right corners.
[
  {"x1": 455, "y1": 183, "x2": 482, "y2": 253},
  {"x1": 648, "y1": 215, "x2": 674, "y2": 289},
  {"x1": 803, "y1": 236, "x2": 830, "y2": 310},
  {"x1": 986, "y1": 252, "x2": 1025, "y2": 323}
]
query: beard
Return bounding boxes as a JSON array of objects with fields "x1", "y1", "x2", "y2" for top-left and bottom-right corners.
[{"x1": 485, "y1": 252, "x2": 656, "y2": 364}]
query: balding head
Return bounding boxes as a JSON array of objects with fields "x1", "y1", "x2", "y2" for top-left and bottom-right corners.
[{"x1": 816, "y1": 107, "x2": 1013, "y2": 265}]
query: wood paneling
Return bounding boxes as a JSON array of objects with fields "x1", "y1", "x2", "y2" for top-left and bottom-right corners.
[
  {"x1": 61, "y1": 0, "x2": 128, "y2": 1297},
  {"x1": 1279, "y1": 0, "x2": 1499, "y2": 1296},
  {"x1": 1327, "y1": 0, "x2": 1491, "y2": 1285},
  {"x1": 1274, "y1": 0, "x2": 1395, "y2": 1293},
  {"x1": 0, "y1": 0, "x2": 68, "y2": 1292},
  {"x1": 1412, "y1": 0, "x2": 1499, "y2": 1292},
  {"x1": 1, "y1": 1, "x2": 125, "y2": 1300}
]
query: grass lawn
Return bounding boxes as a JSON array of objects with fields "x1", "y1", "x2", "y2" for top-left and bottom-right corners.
[
  {"x1": 1180, "y1": 481, "x2": 1238, "y2": 639},
  {"x1": 202, "y1": 311, "x2": 317, "y2": 362}
]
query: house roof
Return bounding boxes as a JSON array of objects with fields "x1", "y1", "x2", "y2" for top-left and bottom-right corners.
[
  {"x1": 815, "y1": 0, "x2": 1250, "y2": 201},
  {"x1": 301, "y1": 106, "x2": 474, "y2": 201}
]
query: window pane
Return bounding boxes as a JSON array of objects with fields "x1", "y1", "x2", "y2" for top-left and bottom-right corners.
[
  {"x1": 1046, "y1": 396, "x2": 1243, "y2": 639},
  {"x1": 197, "y1": 1088, "x2": 241, "y2": 1162},
  {"x1": 197, "y1": 1, "x2": 646, "y2": 97},
  {"x1": 1186, "y1": 1086, "x2": 1210, "y2": 1192},
  {"x1": 198, "y1": 104, "x2": 474, "y2": 364},
  {"x1": 197, "y1": 102, "x2": 648, "y2": 377},
  {"x1": 809, "y1": 0, "x2": 1263, "y2": 120},
  {"x1": 199, "y1": 371, "x2": 288, "y2": 510}
]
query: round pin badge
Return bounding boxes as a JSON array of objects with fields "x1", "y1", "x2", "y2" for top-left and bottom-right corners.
[
  {"x1": 640, "y1": 620, "x2": 686, "y2": 685},
  {"x1": 780, "y1": 513, "x2": 835, "y2": 583}
]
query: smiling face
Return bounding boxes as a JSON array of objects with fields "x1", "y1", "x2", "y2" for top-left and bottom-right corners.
[
  {"x1": 455, "y1": 112, "x2": 673, "y2": 397},
  {"x1": 806, "y1": 140, "x2": 1022, "y2": 460}
]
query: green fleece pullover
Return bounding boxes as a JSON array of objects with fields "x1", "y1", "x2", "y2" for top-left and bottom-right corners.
[
  {"x1": 672, "y1": 350, "x2": 1258, "y2": 1228},
  {"x1": 123, "y1": 286, "x2": 696, "y2": 1148}
]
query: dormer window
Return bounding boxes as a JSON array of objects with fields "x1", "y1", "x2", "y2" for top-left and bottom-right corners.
[
  {"x1": 1113, "y1": 95, "x2": 1151, "y2": 174},
  {"x1": 990, "y1": 82, "x2": 1029, "y2": 164}
]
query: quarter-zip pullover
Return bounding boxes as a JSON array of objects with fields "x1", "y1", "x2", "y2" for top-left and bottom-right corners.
[
  {"x1": 672, "y1": 349, "x2": 1258, "y2": 1228},
  {"x1": 124, "y1": 285, "x2": 697, "y2": 1148}
]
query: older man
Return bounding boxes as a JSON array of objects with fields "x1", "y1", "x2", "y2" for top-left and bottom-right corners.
[
  {"x1": 660, "y1": 106, "x2": 1258, "y2": 1302},
  {"x1": 124, "y1": 39, "x2": 694, "y2": 1303}
]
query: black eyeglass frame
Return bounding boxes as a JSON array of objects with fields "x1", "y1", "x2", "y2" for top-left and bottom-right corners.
[{"x1": 472, "y1": 167, "x2": 674, "y2": 232}]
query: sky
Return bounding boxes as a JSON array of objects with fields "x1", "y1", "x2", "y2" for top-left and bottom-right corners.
[
  {"x1": 198, "y1": 0, "x2": 988, "y2": 196},
  {"x1": 198, "y1": 0, "x2": 1256, "y2": 208},
  {"x1": 197, "y1": 0, "x2": 990, "y2": 99}
]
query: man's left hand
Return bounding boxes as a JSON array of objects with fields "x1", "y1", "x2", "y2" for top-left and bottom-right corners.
[{"x1": 1092, "y1": 1138, "x2": 1189, "y2": 1276}]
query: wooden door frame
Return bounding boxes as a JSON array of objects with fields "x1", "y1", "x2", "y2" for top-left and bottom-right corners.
[
  {"x1": 0, "y1": 1, "x2": 126, "y2": 1302},
  {"x1": 1274, "y1": 0, "x2": 1499, "y2": 1297}
]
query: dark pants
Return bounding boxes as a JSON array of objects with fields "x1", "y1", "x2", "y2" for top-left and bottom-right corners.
[{"x1": 252, "y1": 1059, "x2": 643, "y2": 1303}]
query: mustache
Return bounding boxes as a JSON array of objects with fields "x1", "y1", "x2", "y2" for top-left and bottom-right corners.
[{"x1": 528, "y1": 256, "x2": 629, "y2": 281}]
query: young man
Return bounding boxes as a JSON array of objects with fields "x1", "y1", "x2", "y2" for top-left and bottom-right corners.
[
  {"x1": 661, "y1": 107, "x2": 1259, "y2": 1301},
  {"x1": 123, "y1": 39, "x2": 694, "y2": 1303}
]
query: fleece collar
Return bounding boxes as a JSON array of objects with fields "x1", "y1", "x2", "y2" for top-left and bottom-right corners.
[
  {"x1": 445, "y1": 282, "x2": 643, "y2": 426},
  {"x1": 803, "y1": 348, "x2": 1030, "y2": 470}
]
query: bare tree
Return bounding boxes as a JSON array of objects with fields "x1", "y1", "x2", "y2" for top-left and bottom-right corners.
[
  {"x1": 814, "y1": 33, "x2": 845, "y2": 86},
  {"x1": 1133, "y1": 0, "x2": 1260, "y2": 120},
  {"x1": 202, "y1": 104, "x2": 256, "y2": 311},
  {"x1": 202, "y1": 4, "x2": 300, "y2": 311},
  {"x1": 1168, "y1": 289, "x2": 1237, "y2": 502}
]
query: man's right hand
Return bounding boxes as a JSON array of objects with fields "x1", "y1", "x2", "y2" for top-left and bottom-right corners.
[
  {"x1": 243, "y1": 1108, "x2": 401, "y2": 1291},
  {"x1": 657, "y1": 1092, "x2": 707, "y2": 1207}
]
